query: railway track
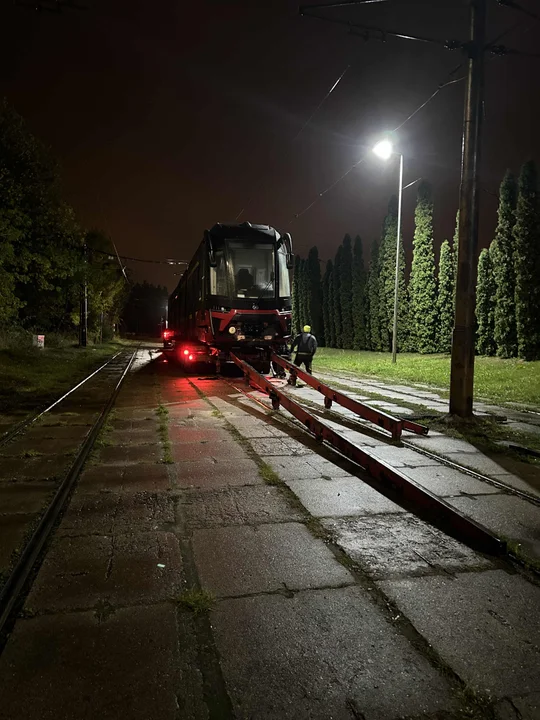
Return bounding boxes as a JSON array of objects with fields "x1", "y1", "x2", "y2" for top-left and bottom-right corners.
[
  {"x1": 207, "y1": 354, "x2": 540, "y2": 566},
  {"x1": 0, "y1": 347, "x2": 139, "y2": 636}
]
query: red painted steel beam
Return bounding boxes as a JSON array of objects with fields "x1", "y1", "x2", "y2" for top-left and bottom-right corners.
[
  {"x1": 231, "y1": 353, "x2": 505, "y2": 556},
  {"x1": 271, "y1": 353, "x2": 428, "y2": 438}
]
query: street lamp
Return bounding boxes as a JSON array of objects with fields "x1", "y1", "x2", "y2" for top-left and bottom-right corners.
[{"x1": 372, "y1": 138, "x2": 404, "y2": 364}]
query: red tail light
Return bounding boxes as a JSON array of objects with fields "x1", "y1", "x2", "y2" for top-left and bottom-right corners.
[
  {"x1": 163, "y1": 329, "x2": 172, "y2": 340},
  {"x1": 183, "y1": 349, "x2": 189, "y2": 356}
]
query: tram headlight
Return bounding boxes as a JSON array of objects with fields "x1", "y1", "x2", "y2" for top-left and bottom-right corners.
[{"x1": 228, "y1": 326, "x2": 236, "y2": 334}]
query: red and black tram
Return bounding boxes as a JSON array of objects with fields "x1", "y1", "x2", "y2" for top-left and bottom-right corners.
[{"x1": 166, "y1": 222, "x2": 294, "y2": 372}]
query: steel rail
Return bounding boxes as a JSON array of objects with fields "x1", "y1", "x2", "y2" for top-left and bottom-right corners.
[
  {"x1": 281, "y1": 386, "x2": 540, "y2": 509},
  {"x1": 231, "y1": 353, "x2": 505, "y2": 556},
  {"x1": 271, "y1": 353, "x2": 428, "y2": 439},
  {"x1": 0, "y1": 350, "x2": 124, "y2": 448},
  {"x1": 0, "y1": 348, "x2": 138, "y2": 637}
]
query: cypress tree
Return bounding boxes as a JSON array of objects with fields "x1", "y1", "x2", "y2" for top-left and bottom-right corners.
[
  {"x1": 409, "y1": 181, "x2": 438, "y2": 353},
  {"x1": 367, "y1": 239, "x2": 381, "y2": 351},
  {"x1": 352, "y1": 235, "x2": 366, "y2": 350},
  {"x1": 491, "y1": 171, "x2": 518, "y2": 357},
  {"x1": 377, "y1": 197, "x2": 408, "y2": 352},
  {"x1": 475, "y1": 247, "x2": 497, "y2": 356},
  {"x1": 326, "y1": 260, "x2": 337, "y2": 346},
  {"x1": 322, "y1": 260, "x2": 333, "y2": 347},
  {"x1": 292, "y1": 255, "x2": 301, "y2": 334},
  {"x1": 332, "y1": 245, "x2": 343, "y2": 347},
  {"x1": 307, "y1": 246, "x2": 323, "y2": 342},
  {"x1": 436, "y1": 239, "x2": 455, "y2": 353},
  {"x1": 377, "y1": 209, "x2": 393, "y2": 352},
  {"x1": 514, "y1": 160, "x2": 540, "y2": 360},
  {"x1": 339, "y1": 234, "x2": 354, "y2": 348}
]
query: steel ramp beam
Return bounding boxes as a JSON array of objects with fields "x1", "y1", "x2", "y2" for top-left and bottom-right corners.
[
  {"x1": 231, "y1": 353, "x2": 505, "y2": 556},
  {"x1": 271, "y1": 353, "x2": 428, "y2": 439}
]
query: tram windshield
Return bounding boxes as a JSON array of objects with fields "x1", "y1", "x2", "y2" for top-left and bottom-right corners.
[{"x1": 228, "y1": 241, "x2": 275, "y2": 299}]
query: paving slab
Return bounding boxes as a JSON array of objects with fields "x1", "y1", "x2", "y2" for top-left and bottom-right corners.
[
  {"x1": 446, "y1": 495, "x2": 540, "y2": 558},
  {"x1": 407, "y1": 435, "x2": 483, "y2": 454},
  {"x1": 172, "y1": 438, "x2": 245, "y2": 462},
  {"x1": 212, "y1": 586, "x2": 456, "y2": 720},
  {"x1": 322, "y1": 514, "x2": 494, "y2": 578},
  {"x1": 167, "y1": 426, "x2": 231, "y2": 444},
  {"x1": 379, "y1": 570, "x2": 540, "y2": 698},
  {"x1": 402, "y1": 464, "x2": 501, "y2": 496},
  {"x1": 266, "y1": 456, "x2": 353, "y2": 482},
  {"x1": 174, "y1": 457, "x2": 262, "y2": 489},
  {"x1": 0, "y1": 512, "x2": 37, "y2": 568},
  {"x1": 0, "y1": 605, "x2": 181, "y2": 720},
  {"x1": 494, "y1": 692, "x2": 540, "y2": 720},
  {"x1": 0, "y1": 454, "x2": 68, "y2": 480},
  {"x1": 97, "y1": 444, "x2": 162, "y2": 464},
  {"x1": 0, "y1": 480, "x2": 57, "y2": 513},
  {"x1": 366, "y1": 445, "x2": 442, "y2": 467},
  {"x1": 26, "y1": 531, "x2": 182, "y2": 612},
  {"x1": 179, "y1": 485, "x2": 302, "y2": 528},
  {"x1": 447, "y1": 451, "x2": 514, "y2": 477},
  {"x1": 78, "y1": 463, "x2": 171, "y2": 493},
  {"x1": 60, "y1": 491, "x2": 174, "y2": 534},
  {"x1": 193, "y1": 522, "x2": 353, "y2": 597},
  {"x1": 249, "y1": 437, "x2": 313, "y2": 457},
  {"x1": 0, "y1": 435, "x2": 79, "y2": 457},
  {"x1": 286, "y1": 476, "x2": 404, "y2": 517}
]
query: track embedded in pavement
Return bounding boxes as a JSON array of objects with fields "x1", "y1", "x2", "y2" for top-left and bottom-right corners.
[{"x1": 0, "y1": 348, "x2": 139, "y2": 637}]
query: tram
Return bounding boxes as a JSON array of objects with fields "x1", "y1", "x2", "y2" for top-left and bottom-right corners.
[{"x1": 166, "y1": 222, "x2": 294, "y2": 371}]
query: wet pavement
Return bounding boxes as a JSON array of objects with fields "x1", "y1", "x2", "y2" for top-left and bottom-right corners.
[
  {"x1": 0, "y1": 349, "x2": 539, "y2": 719},
  {"x1": 0, "y1": 350, "x2": 136, "y2": 593}
]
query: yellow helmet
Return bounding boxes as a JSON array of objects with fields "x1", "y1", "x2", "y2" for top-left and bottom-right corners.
[{"x1": 303, "y1": 325, "x2": 311, "y2": 332}]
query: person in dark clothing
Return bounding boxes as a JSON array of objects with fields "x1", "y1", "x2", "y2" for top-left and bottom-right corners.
[{"x1": 290, "y1": 325, "x2": 317, "y2": 373}]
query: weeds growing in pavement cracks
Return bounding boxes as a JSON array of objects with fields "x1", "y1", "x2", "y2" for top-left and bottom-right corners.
[
  {"x1": 177, "y1": 588, "x2": 216, "y2": 615},
  {"x1": 258, "y1": 462, "x2": 281, "y2": 486},
  {"x1": 156, "y1": 403, "x2": 173, "y2": 464},
  {"x1": 19, "y1": 449, "x2": 42, "y2": 458}
]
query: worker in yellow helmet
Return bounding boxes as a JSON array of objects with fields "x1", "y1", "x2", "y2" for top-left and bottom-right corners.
[{"x1": 290, "y1": 324, "x2": 318, "y2": 373}]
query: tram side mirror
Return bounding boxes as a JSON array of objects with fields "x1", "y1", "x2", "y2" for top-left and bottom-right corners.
[{"x1": 205, "y1": 230, "x2": 217, "y2": 267}]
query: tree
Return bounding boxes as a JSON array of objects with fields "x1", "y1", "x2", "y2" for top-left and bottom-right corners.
[
  {"x1": 339, "y1": 234, "x2": 354, "y2": 348},
  {"x1": 491, "y1": 171, "x2": 518, "y2": 357},
  {"x1": 367, "y1": 239, "x2": 381, "y2": 351},
  {"x1": 332, "y1": 245, "x2": 343, "y2": 347},
  {"x1": 377, "y1": 197, "x2": 408, "y2": 352},
  {"x1": 322, "y1": 260, "x2": 335, "y2": 347},
  {"x1": 514, "y1": 160, "x2": 540, "y2": 360},
  {"x1": 307, "y1": 246, "x2": 323, "y2": 342},
  {"x1": 292, "y1": 255, "x2": 301, "y2": 334},
  {"x1": 436, "y1": 239, "x2": 455, "y2": 353},
  {"x1": 352, "y1": 235, "x2": 366, "y2": 350},
  {"x1": 475, "y1": 247, "x2": 496, "y2": 356},
  {"x1": 409, "y1": 181, "x2": 438, "y2": 352}
]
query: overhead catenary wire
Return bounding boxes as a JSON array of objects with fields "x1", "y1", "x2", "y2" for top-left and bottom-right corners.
[
  {"x1": 235, "y1": 63, "x2": 350, "y2": 221},
  {"x1": 288, "y1": 1, "x2": 540, "y2": 225}
]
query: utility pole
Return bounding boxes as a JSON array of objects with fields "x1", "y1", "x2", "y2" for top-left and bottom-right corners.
[{"x1": 449, "y1": 0, "x2": 486, "y2": 417}]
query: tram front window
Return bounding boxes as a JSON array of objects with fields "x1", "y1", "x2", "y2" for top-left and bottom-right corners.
[{"x1": 228, "y1": 242, "x2": 275, "y2": 298}]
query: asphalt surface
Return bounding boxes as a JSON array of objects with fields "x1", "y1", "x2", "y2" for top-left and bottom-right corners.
[{"x1": 0, "y1": 347, "x2": 539, "y2": 719}]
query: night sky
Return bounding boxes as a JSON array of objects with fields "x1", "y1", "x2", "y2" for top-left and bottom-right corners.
[{"x1": 1, "y1": 0, "x2": 539, "y2": 292}]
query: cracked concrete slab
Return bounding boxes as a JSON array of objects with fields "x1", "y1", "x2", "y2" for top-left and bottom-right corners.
[
  {"x1": 179, "y1": 485, "x2": 303, "y2": 528},
  {"x1": 322, "y1": 514, "x2": 494, "y2": 579},
  {"x1": 174, "y1": 457, "x2": 262, "y2": 489},
  {"x1": 379, "y1": 569, "x2": 540, "y2": 698},
  {"x1": 286, "y1": 476, "x2": 404, "y2": 517},
  {"x1": 366, "y1": 445, "x2": 442, "y2": 467},
  {"x1": 60, "y1": 491, "x2": 175, "y2": 534},
  {"x1": 0, "y1": 605, "x2": 182, "y2": 720},
  {"x1": 79, "y1": 463, "x2": 171, "y2": 493},
  {"x1": 212, "y1": 586, "x2": 456, "y2": 720},
  {"x1": 193, "y1": 522, "x2": 354, "y2": 597},
  {"x1": 25, "y1": 531, "x2": 182, "y2": 612},
  {"x1": 494, "y1": 692, "x2": 540, "y2": 719},
  {"x1": 401, "y1": 465, "x2": 501, "y2": 496}
]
